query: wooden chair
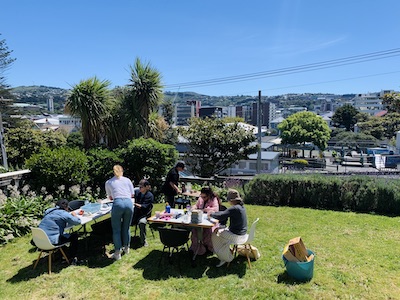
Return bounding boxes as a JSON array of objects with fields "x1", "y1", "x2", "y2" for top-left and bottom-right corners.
[
  {"x1": 31, "y1": 227, "x2": 70, "y2": 274},
  {"x1": 228, "y1": 218, "x2": 260, "y2": 268}
]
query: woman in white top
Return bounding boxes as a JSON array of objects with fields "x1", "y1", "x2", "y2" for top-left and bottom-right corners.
[{"x1": 105, "y1": 165, "x2": 135, "y2": 260}]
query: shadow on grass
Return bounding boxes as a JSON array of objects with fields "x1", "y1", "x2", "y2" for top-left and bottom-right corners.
[
  {"x1": 133, "y1": 250, "x2": 247, "y2": 279},
  {"x1": 277, "y1": 271, "x2": 312, "y2": 284},
  {"x1": 7, "y1": 252, "x2": 73, "y2": 282}
]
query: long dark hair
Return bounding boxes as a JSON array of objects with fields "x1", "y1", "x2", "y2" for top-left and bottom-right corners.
[{"x1": 200, "y1": 186, "x2": 216, "y2": 199}]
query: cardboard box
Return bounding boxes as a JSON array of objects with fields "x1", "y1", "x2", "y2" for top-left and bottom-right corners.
[
  {"x1": 288, "y1": 237, "x2": 309, "y2": 262},
  {"x1": 283, "y1": 244, "x2": 300, "y2": 262}
]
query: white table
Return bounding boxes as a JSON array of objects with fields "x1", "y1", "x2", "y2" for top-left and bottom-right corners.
[
  {"x1": 148, "y1": 209, "x2": 218, "y2": 260},
  {"x1": 66, "y1": 200, "x2": 112, "y2": 232}
]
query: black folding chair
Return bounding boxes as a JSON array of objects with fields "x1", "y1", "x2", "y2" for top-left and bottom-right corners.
[{"x1": 158, "y1": 227, "x2": 190, "y2": 269}]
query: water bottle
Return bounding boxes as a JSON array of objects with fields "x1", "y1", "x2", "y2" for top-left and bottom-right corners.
[
  {"x1": 165, "y1": 202, "x2": 171, "y2": 214},
  {"x1": 85, "y1": 199, "x2": 89, "y2": 206},
  {"x1": 186, "y1": 204, "x2": 191, "y2": 215}
]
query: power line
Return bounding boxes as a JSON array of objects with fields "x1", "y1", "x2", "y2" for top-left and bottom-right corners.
[{"x1": 164, "y1": 48, "x2": 400, "y2": 89}]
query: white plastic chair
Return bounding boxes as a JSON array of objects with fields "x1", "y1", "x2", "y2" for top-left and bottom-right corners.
[
  {"x1": 31, "y1": 227, "x2": 70, "y2": 274},
  {"x1": 229, "y1": 218, "x2": 260, "y2": 268}
]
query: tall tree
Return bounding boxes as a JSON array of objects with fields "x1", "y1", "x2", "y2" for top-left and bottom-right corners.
[
  {"x1": 332, "y1": 104, "x2": 359, "y2": 131},
  {"x1": 278, "y1": 111, "x2": 331, "y2": 151},
  {"x1": 125, "y1": 57, "x2": 163, "y2": 138},
  {"x1": 180, "y1": 118, "x2": 257, "y2": 177},
  {"x1": 65, "y1": 77, "x2": 111, "y2": 149},
  {"x1": 0, "y1": 34, "x2": 16, "y2": 97}
]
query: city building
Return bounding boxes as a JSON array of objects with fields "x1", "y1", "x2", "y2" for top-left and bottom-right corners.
[
  {"x1": 175, "y1": 100, "x2": 200, "y2": 126},
  {"x1": 352, "y1": 90, "x2": 393, "y2": 115}
]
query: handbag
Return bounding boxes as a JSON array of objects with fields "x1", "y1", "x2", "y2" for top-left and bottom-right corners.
[{"x1": 237, "y1": 244, "x2": 261, "y2": 260}]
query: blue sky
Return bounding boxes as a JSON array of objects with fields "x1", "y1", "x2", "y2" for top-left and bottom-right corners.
[{"x1": 1, "y1": 0, "x2": 400, "y2": 96}]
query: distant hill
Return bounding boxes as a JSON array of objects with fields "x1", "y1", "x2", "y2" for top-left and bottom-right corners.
[
  {"x1": 11, "y1": 85, "x2": 69, "y2": 112},
  {"x1": 10, "y1": 85, "x2": 350, "y2": 110}
]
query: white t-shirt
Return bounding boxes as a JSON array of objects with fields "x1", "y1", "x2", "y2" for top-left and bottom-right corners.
[{"x1": 105, "y1": 176, "x2": 135, "y2": 199}]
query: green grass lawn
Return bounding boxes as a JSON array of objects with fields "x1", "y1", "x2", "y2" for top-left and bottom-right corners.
[{"x1": 1, "y1": 203, "x2": 399, "y2": 300}]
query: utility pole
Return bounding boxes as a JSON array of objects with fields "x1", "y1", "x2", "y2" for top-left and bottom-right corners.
[{"x1": 256, "y1": 90, "x2": 262, "y2": 173}]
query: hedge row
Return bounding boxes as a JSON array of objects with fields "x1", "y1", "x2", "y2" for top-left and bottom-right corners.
[{"x1": 244, "y1": 174, "x2": 400, "y2": 216}]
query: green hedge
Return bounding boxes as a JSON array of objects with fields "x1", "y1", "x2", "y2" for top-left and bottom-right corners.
[{"x1": 244, "y1": 174, "x2": 400, "y2": 216}]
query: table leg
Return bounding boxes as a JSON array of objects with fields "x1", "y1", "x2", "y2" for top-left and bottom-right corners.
[{"x1": 192, "y1": 227, "x2": 203, "y2": 260}]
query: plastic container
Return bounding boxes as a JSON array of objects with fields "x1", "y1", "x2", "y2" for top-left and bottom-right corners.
[
  {"x1": 165, "y1": 203, "x2": 171, "y2": 213},
  {"x1": 282, "y1": 249, "x2": 315, "y2": 281}
]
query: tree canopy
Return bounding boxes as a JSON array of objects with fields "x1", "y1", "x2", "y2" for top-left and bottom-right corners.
[
  {"x1": 179, "y1": 117, "x2": 257, "y2": 177},
  {"x1": 331, "y1": 104, "x2": 359, "y2": 131},
  {"x1": 382, "y1": 92, "x2": 400, "y2": 113},
  {"x1": 278, "y1": 111, "x2": 331, "y2": 150},
  {"x1": 0, "y1": 34, "x2": 16, "y2": 97},
  {"x1": 65, "y1": 77, "x2": 111, "y2": 149}
]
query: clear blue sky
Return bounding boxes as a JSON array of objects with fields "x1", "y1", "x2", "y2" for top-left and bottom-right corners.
[{"x1": 1, "y1": 0, "x2": 400, "y2": 97}]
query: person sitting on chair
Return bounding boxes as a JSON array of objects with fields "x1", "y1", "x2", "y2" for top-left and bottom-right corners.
[
  {"x1": 189, "y1": 186, "x2": 219, "y2": 255},
  {"x1": 209, "y1": 189, "x2": 248, "y2": 268},
  {"x1": 38, "y1": 199, "x2": 82, "y2": 265},
  {"x1": 132, "y1": 179, "x2": 154, "y2": 247}
]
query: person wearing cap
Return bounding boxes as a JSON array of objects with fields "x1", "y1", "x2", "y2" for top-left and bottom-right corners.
[
  {"x1": 209, "y1": 189, "x2": 248, "y2": 267},
  {"x1": 162, "y1": 161, "x2": 185, "y2": 208},
  {"x1": 105, "y1": 165, "x2": 135, "y2": 260},
  {"x1": 131, "y1": 179, "x2": 154, "y2": 247},
  {"x1": 38, "y1": 199, "x2": 82, "y2": 264}
]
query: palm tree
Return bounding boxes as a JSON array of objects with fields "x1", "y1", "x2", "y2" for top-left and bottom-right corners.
[
  {"x1": 125, "y1": 57, "x2": 164, "y2": 138},
  {"x1": 65, "y1": 77, "x2": 111, "y2": 149}
]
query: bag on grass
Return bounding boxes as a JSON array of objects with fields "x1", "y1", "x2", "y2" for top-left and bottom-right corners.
[{"x1": 237, "y1": 244, "x2": 261, "y2": 260}]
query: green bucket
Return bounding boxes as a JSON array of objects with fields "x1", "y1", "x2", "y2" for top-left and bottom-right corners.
[{"x1": 282, "y1": 249, "x2": 315, "y2": 281}]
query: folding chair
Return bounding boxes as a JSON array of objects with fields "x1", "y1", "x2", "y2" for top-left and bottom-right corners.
[
  {"x1": 228, "y1": 218, "x2": 260, "y2": 268},
  {"x1": 31, "y1": 227, "x2": 70, "y2": 274}
]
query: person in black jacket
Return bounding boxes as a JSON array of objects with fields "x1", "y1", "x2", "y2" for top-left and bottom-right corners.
[
  {"x1": 162, "y1": 161, "x2": 185, "y2": 208},
  {"x1": 132, "y1": 179, "x2": 154, "y2": 247}
]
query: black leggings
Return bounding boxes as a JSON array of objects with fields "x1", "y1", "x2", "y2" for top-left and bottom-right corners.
[{"x1": 58, "y1": 233, "x2": 79, "y2": 259}]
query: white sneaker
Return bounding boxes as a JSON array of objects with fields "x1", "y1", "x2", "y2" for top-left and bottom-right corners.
[
  {"x1": 111, "y1": 251, "x2": 121, "y2": 261},
  {"x1": 216, "y1": 260, "x2": 226, "y2": 267},
  {"x1": 123, "y1": 246, "x2": 130, "y2": 254}
]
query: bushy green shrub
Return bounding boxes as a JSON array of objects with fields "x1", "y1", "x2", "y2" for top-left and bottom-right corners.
[
  {"x1": 244, "y1": 174, "x2": 400, "y2": 216},
  {"x1": 0, "y1": 185, "x2": 54, "y2": 244},
  {"x1": 5, "y1": 127, "x2": 67, "y2": 167},
  {"x1": 86, "y1": 147, "x2": 123, "y2": 196},
  {"x1": 25, "y1": 147, "x2": 89, "y2": 196},
  {"x1": 292, "y1": 159, "x2": 308, "y2": 165},
  {"x1": 119, "y1": 138, "x2": 178, "y2": 199}
]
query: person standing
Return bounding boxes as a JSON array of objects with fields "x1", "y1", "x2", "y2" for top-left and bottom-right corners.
[
  {"x1": 209, "y1": 189, "x2": 248, "y2": 267},
  {"x1": 131, "y1": 179, "x2": 154, "y2": 247},
  {"x1": 162, "y1": 161, "x2": 185, "y2": 208},
  {"x1": 105, "y1": 165, "x2": 135, "y2": 260},
  {"x1": 189, "y1": 186, "x2": 219, "y2": 255},
  {"x1": 38, "y1": 199, "x2": 82, "y2": 264}
]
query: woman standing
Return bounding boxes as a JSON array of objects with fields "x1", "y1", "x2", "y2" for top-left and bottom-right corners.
[
  {"x1": 105, "y1": 165, "x2": 135, "y2": 260},
  {"x1": 189, "y1": 186, "x2": 219, "y2": 255},
  {"x1": 209, "y1": 189, "x2": 248, "y2": 267}
]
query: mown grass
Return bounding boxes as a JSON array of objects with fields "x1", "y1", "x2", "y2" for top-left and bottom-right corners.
[{"x1": 1, "y1": 203, "x2": 399, "y2": 300}]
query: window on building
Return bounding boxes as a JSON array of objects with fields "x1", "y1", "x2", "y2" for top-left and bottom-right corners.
[{"x1": 238, "y1": 162, "x2": 246, "y2": 169}]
